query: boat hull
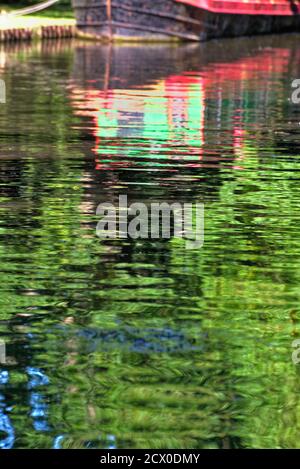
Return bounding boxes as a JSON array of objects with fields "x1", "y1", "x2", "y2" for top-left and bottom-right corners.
[{"x1": 71, "y1": 0, "x2": 300, "y2": 42}]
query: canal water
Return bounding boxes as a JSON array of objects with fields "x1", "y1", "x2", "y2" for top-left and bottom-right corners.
[{"x1": 0, "y1": 35, "x2": 300, "y2": 449}]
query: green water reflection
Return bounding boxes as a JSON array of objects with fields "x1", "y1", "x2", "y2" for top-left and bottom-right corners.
[{"x1": 0, "y1": 36, "x2": 300, "y2": 449}]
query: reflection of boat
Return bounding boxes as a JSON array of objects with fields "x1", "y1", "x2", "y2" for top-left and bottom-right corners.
[
  {"x1": 72, "y1": 0, "x2": 300, "y2": 42},
  {"x1": 70, "y1": 37, "x2": 298, "y2": 172}
]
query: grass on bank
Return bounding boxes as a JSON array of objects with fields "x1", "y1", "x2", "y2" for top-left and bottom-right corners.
[
  {"x1": 0, "y1": 3, "x2": 74, "y2": 29},
  {"x1": 0, "y1": 3, "x2": 74, "y2": 19}
]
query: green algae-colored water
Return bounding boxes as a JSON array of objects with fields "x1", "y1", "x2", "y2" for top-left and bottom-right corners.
[{"x1": 0, "y1": 35, "x2": 300, "y2": 449}]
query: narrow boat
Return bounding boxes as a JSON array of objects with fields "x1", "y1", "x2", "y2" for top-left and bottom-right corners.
[{"x1": 71, "y1": 0, "x2": 300, "y2": 42}]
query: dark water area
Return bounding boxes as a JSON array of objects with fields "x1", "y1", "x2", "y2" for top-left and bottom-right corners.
[{"x1": 0, "y1": 35, "x2": 300, "y2": 449}]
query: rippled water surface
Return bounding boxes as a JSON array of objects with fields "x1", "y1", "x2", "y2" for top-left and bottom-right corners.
[{"x1": 0, "y1": 35, "x2": 300, "y2": 449}]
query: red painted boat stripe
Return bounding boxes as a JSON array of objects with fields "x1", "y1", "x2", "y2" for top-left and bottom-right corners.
[{"x1": 176, "y1": 0, "x2": 295, "y2": 16}]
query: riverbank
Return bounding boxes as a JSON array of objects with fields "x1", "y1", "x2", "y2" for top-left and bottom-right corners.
[{"x1": 0, "y1": 15, "x2": 76, "y2": 42}]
